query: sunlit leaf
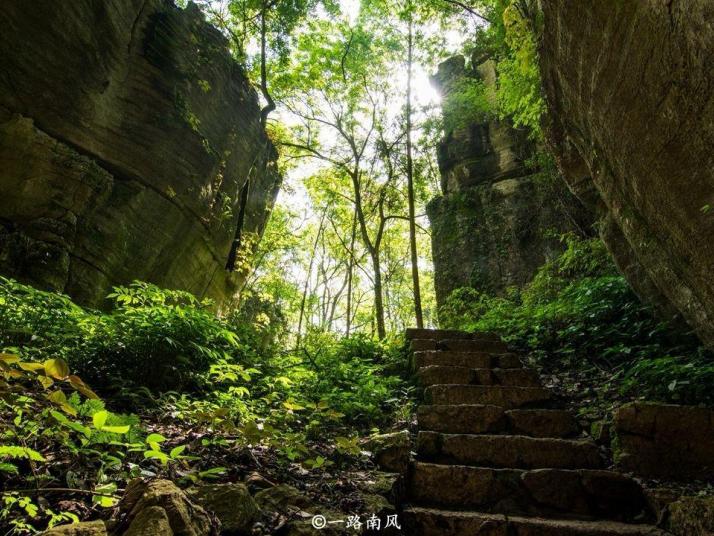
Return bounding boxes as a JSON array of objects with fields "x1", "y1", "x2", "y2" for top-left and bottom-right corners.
[{"x1": 93, "y1": 410, "x2": 108, "y2": 429}]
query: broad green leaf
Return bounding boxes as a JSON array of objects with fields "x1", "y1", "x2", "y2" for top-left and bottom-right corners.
[
  {"x1": 46, "y1": 390, "x2": 77, "y2": 416},
  {"x1": 68, "y1": 375, "x2": 100, "y2": 400},
  {"x1": 18, "y1": 362, "x2": 45, "y2": 372},
  {"x1": 0, "y1": 354, "x2": 20, "y2": 364},
  {"x1": 283, "y1": 400, "x2": 306, "y2": 411},
  {"x1": 144, "y1": 450, "x2": 169, "y2": 464},
  {"x1": 37, "y1": 375, "x2": 54, "y2": 389}
]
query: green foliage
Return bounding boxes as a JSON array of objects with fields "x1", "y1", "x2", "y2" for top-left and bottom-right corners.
[
  {"x1": 622, "y1": 355, "x2": 714, "y2": 405},
  {"x1": 441, "y1": 77, "x2": 492, "y2": 131},
  {"x1": 0, "y1": 278, "x2": 243, "y2": 392},
  {"x1": 295, "y1": 332, "x2": 410, "y2": 426},
  {"x1": 439, "y1": 234, "x2": 712, "y2": 404},
  {"x1": 0, "y1": 354, "x2": 193, "y2": 532}
]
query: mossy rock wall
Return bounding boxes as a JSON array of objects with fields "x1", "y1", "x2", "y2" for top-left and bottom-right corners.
[
  {"x1": 539, "y1": 0, "x2": 714, "y2": 345},
  {"x1": 428, "y1": 56, "x2": 591, "y2": 306},
  {"x1": 0, "y1": 0, "x2": 281, "y2": 309}
]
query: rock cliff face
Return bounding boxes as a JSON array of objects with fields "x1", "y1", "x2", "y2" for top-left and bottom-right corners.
[
  {"x1": 428, "y1": 56, "x2": 591, "y2": 305},
  {"x1": 539, "y1": 0, "x2": 714, "y2": 345},
  {"x1": 0, "y1": 0, "x2": 280, "y2": 309}
]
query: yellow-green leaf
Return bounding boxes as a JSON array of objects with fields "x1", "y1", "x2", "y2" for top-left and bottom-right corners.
[
  {"x1": 46, "y1": 390, "x2": 77, "y2": 416},
  {"x1": 93, "y1": 410, "x2": 108, "y2": 429},
  {"x1": 101, "y1": 425, "x2": 130, "y2": 434},
  {"x1": 0, "y1": 354, "x2": 20, "y2": 364},
  {"x1": 68, "y1": 375, "x2": 100, "y2": 400},
  {"x1": 19, "y1": 362, "x2": 45, "y2": 372},
  {"x1": 44, "y1": 358, "x2": 70, "y2": 380},
  {"x1": 37, "y1": 375, "x2": 54, "y2": 389}
]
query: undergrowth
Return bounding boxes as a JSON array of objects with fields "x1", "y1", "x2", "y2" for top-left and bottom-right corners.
[
  {"x1": 0, "y1": 278, "x2": 412, "y2": 534},
  {"x1": 439, "y1": 234, "x2": 714, "y2": 406}
]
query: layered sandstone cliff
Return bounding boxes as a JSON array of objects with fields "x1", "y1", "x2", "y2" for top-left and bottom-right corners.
[
  {"x1": 539, "y1": 0, "x2": 714, "y2": 345},
  {"x1": 0, "y1": 0, "x2": 280, "y2": 308},
  {"x1": 428, "y1": 55, "x2": 591, "y2": 305}
]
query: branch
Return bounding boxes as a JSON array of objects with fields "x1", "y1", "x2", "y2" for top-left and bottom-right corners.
[{"x1": 442, "y1": 0, "x2": 492, "y2": 23}]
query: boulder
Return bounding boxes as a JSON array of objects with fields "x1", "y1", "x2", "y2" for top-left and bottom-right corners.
[
  {"x1": 39, "y1": 521, "x2": 107, "y2": 536},
  {"x1": 356, "y1": 472, "x2": 405, "y2": 506},
  {"x1": 115, "y1": 479, "x2": 216, "y2": 536},
  {"x1": 367, "y1": 431, "x2": 411, "y2": 474},
  {"x1": 613, "y1": 402, "x2": 714, "y2": 479},
  {"x1": 123, "y1": 505, "x2": 173, "y2": 536},
  {"x1": 664, "y1": 496, "x2": 714, "y2": 536},
  {"x1": 539, "y1": 0, "x2": 714, "y2": 345},
  {"x1": 0, "y1": 0, "x2": 281, "y2": 309},
  {"x1": 254, "y1": 484, "x2": 315, "y2": 514},
  {"x1": 188, "y1": 483, "x2": 260, "y2": 535}
]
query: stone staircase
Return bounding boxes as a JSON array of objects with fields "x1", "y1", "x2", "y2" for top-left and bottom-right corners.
[{"x1": 402, "y1": 328, "x2": 667, "y2": 536}]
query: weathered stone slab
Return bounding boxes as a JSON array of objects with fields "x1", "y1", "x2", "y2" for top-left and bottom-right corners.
[
  {"x1": 414, "y1": 351, "x2": 521, "y2": 370},
  {"x1": 417, "y1": 366, "x2": 539, "y2": 387},
  {"x1": 408, "y1": 463, "x2": 654, "y2": 523},
  {"x1": 417, "y1": 405, "x2": 578, "y2": 437},
  {"x1": 403, "y1": 507, "x2": 666, "y2": 536},
  {"x1": 613, "y1": 402, "x2": 714, "y2": 479},
  {"x1": 416, "y1": 432, "x2": 602, "y2": 469},
  {"x1": 424, "y1": 385, "x2": 551, "y2": 408}
]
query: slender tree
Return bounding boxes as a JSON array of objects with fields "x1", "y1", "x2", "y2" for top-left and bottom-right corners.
[{"x1": 404, "y1": 2, "x2": 424, "y2": 328}]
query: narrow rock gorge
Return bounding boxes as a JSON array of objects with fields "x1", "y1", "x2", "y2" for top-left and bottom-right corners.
[
  {"x1": 0, "y1": 0, "x2": 281, "y2": 309},
  {"x1": 428, "y1": 55, "x2": 591, "y2": 305},
  {"x1": 539, "y1": 0, "x2": 714, "y2": 345}
]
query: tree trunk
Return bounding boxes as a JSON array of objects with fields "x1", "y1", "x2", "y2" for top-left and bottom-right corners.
[
  {"x1": 350, "y1": 170, "x2": 387, "y2": 339},
  {"x1": 259, "y1": 2, "x2": 276, "y2": 127},
  {"x1": 297, "y1": 208, "x2": 327, "y2": 346},
  {"x1": 405, "y1": 12, "x2": 424, "y2": 328},
  {"x1": 370, "y1": 249, "x2": 386, "y2": 339},
  {"x1": 345, "y1": 212, "x2": 357, "y2": 336}
]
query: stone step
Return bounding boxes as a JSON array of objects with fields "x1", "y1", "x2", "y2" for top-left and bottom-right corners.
[
  {"x1": 410, "y1": 338, "x2": 508, "y2": 353},
  {"x1": 408, "y1": 463, "x2": 654, "y2": 523},
  {"x1": 414, "y1": 351, "x2": 523, "y2": 370},
  {"x1": 417, "y1": 366, "x2": 540, "y2": 387},
  {"x1": 406, "y1": 328, "x2": 501, "y2": 342},
  {"x1": 438, "y1": 338, "x2": 509, "y2": 353},
  {"x1": 417, "y1": 405, "x2": 580, "y2": 437},
  {"x1": 403, "y1": 508, "x2": 666, "y2": 536},
  {"x1": 424, "y1": 385, "x2": 552, "y2": 408},
  {"x1": 416, "y1": 432, "x2": 603, "y2": 469}
]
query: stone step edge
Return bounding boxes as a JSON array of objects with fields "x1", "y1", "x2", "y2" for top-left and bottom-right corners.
[
  {"x1": 416, "y1": 405, "x2": 581, "y2": 437},
  {"x1": 415, "y1": 432, "x2": 603, "y2": 469},
  {"x1": 405, "y1": 328, "x2": 501, "y2": 341},
  {"x1": 402, "y1": 507, "x2": 666, "y2": 535}
]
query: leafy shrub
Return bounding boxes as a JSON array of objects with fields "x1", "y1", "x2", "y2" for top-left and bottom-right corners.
[
  {"x1": 295, "y1": 332, "x2": 410, "y2": 427},
  {"x1": 0, "y1": 354, "x2": 193, "y2": 533},
  {"x1": 0, "y1": 279, "x2": 243, "y2": 393},
  {"x1": 622, "y1": 355, "x2": 714, "y2": 405}
]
